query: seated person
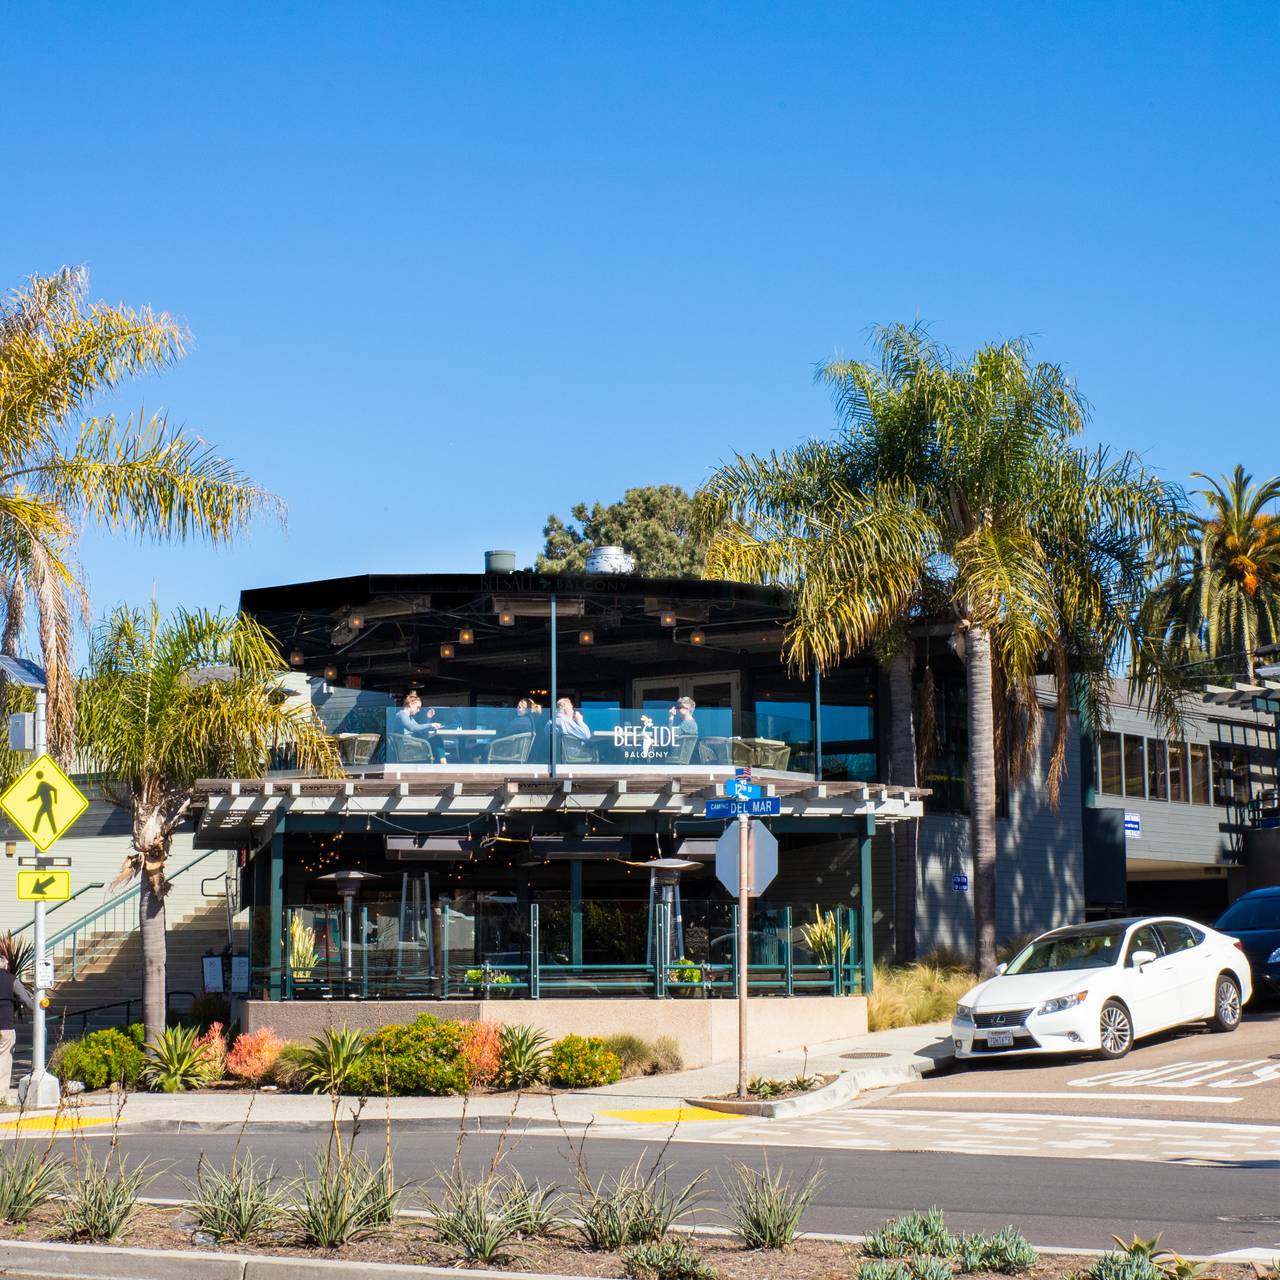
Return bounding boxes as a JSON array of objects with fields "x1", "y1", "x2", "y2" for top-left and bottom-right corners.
[
  {"x1": 395, "y1": 691, "x2": 433, "y2": 738},
  {"x1": 505, "y1": 697, "x2": 542, "y2": 737},
  {"x1": 548, "y1": 696, "x2": 591, "y2": 741},
  {"x1": 668, "y1": 695, "x2": 700, "y2": 740}
]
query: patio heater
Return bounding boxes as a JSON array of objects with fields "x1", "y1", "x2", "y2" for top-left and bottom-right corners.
[
  {"x1": 316, "y1": 869, "x2": 381, "y2": 982},
  {"x1": 643, "y1": 858, "x2": 699, "y2": 972}
]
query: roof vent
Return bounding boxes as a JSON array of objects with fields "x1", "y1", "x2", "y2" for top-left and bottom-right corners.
[{"x1": 584, "y1": 545, "x2": 635, "y2": 574}]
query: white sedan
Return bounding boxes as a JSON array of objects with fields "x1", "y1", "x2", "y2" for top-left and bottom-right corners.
[{"x1": 951, "y1": 916, "x2": 1253, "y2": 1061}]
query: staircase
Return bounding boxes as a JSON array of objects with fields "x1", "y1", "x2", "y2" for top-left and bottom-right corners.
[
  {"x1": 50, "y1": 899, "x2": 236, "y2": 1038},
  {"x1": 23, "y1": 847, "x2": 237, "y2": 1040}
]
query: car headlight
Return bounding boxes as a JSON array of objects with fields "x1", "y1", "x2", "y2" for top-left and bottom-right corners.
[
  {"x1": 1036, "y1": 992, "x2": 1088, "y2": 1015},
  {"x1": 1268, "y1": 946, "x2": 1280, "y2": 964},
  {"x1": 954, "y1": 1003, "x2": 975, "y2": 1024}
]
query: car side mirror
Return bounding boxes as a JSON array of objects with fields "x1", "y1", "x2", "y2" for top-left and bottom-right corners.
[
  {"x1": 995, "y1": 963, "x2": 1007, "y2": 976},
  {"x1": 1130, "y1": 949, "x2": 1157, "y2": 969}
]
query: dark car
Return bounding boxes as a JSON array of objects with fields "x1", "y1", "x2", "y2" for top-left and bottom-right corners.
[{"x1": 1215, "y1": 887, "x2": 1280, "y2": 1000}]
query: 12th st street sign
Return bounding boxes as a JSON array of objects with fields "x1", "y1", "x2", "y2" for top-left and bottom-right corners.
[{"x1": 0, "y1": 754, "x2": 89, "y2": 852}]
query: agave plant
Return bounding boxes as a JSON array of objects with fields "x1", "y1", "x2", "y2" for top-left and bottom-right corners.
[
  {"x1": 143, "y1": 1024, "x2": 214, "y2": 1093},
  {"x1": 300, "y1": 1026, "x2": 368, "y2": 1095}
]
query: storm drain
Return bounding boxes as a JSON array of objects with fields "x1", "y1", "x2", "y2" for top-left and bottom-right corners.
[{"x1": 840, "y1": 1051, "x2": 892, "y2": 1060}]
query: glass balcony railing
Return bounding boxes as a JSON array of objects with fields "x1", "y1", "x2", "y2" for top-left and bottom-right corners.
[{"x1": 365, "y1": 704, "x2": 815, "y2": 772}]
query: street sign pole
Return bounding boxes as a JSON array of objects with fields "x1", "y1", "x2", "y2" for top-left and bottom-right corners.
[
  {"x1": 737, "y1": 812, "x2": 749, "y2": 1099},
  {"x1": 27, "y1": 688, "x2": 58, "y2": 1110}
]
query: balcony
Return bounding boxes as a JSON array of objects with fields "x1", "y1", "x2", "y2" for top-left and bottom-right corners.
[{"x1": 321, "y1": 703, "x2": 816, "y2": 777}]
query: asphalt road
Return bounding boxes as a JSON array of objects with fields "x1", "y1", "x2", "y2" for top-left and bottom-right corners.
[
  {"x1": 33, "y1": 1122, "x2": 1280, "y2": 1258},
  {"x1": 875, "y1": 1006, "x2": 1280, "y2": 1123}
]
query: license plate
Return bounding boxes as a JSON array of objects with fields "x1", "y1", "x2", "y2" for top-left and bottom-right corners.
[{"x1": 986, "y1": 1030, "x2": 1015, "y2": 1048}]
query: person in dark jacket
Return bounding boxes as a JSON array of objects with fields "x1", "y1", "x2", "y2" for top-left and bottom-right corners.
[{"x1": 0, "y1": 956, "x2": 35, "y2": 1105}]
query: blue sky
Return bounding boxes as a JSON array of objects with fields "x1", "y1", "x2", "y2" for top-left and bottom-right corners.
[{"x1": 4, "y1": 3, "x2": 1278, "y2": 625}]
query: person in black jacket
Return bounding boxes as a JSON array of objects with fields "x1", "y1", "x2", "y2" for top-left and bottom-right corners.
[{"x1": 0, "y1": 956, "x2": 36, "y2": 1106}]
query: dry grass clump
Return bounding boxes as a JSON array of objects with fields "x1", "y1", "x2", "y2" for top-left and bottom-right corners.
[{"x1": 867, "y1": 957, "x2": 975, "y2": 1031}]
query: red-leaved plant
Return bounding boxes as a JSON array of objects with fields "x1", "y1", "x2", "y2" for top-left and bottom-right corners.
[
  {"x1": 226, "y1": 1027, "x2": 284, "y2": 1083},
  {"x1": 460, "y1": 1019, "x2": 503, "y2": 1087}
]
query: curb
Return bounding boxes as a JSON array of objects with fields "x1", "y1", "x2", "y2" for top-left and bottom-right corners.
[
  {"x1": 688, "y1": 1053, "x2": 949, "y2": 1119},
  {"x1": 106, "y1": 1115, "x2": 585, "y2": 1136}
]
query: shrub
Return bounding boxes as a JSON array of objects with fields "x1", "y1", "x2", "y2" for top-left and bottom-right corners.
[
  {"x1": 288, "y1": 1150, "x2": 402, "y2": 1247},
  {"x1": 0, "y1": 1145, "x2": 64, "y2": 1223},
  {"x1": 497, "y1": 1024, "x2": 549, "y2": 1088},
  {"x1": 298, "y1": 1026, "x2": 369, "y2": 1095},
  {"x1": 800, "y1": 907, "x2": 851, "y2": 966},
  {"x1": 911, "y1": 1255, "x2": 956, "y2": 1280},
  {"x1": 499, "y1": 1170, "x2": 566, "y2": 1238},
  {"x1": 864, "y1": 1208, "x2": 958, "y2": 1260},
  {"x1": 1087, "y1": 1254, "x2": 1165, "y2": 1280},
  {"x1": 958, "y1": 1228, "x2": 1038, "y2": 1274},
  {"x1": 859, "y1": 1264, "x2": 913, "y2": 1280},
  {"x1": 54, "y1": 1028, "x2": 145, "y2": 1091},
  {"x1": 270, "y1": 1043, "x2": 311, "y2": 1091},
  {"x1": 184, "y1": 994, "x2": 231, "y2": 1030},
  {"x1": 868, "y1": 964, "x2": 975, "y2": 1031},
  {"x1": 227, "y1": 1028, "x2": 284, "y2": 1084},
  {"x1": 351, "y1": 1014, "x2": 468, "y2": 1096},
  {"x1": 576, "y1": 1160, "x2": 704, "y2": 1249},
  {"x1": 723, "y1": 1159, "x2": 822, "y2": 1249},
  {"x1": 182, "y1": 1153, "x2": 286, "y2": 1242},
  {"x1": 603, "y1": 1033, "x2": 684, "y2": 1078},
  {"x1": 624, "y1": 1237, "x2": 718, "y2": 1280},
  {"x1": 546, "y1": 1034, "x2": 622, "y2": 1088},
  {"x1": 57, "y1": 1151, "x2": 156, "y2": 1242},
  {"x1": 194, "y1": 1022, "x2": 228, "y2": 1083},
  {"x1": 144, "y1": 1025, "x2": 216, "y2": 1093},
  {"x1": 461, "y1": 1020, "x2": 503, "y2": 1087},
  {"x1": 426, "y1": 1169, "x2": 527, "y2": 1263}
]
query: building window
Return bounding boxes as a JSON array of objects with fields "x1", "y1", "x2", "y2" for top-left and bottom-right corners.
[
  {"x1": 1123, "y1": 734, "x2": 1145, "y2": 798},
  {"x1": 1211, "y1": 743, "x2": 1250, "y2": 807},
  {"x1": 919, "y1": 666, "x2": 1008, "y2": 817},
  {"x1": 1189, "y1": 743, "x2": 1210, "y2": 805},
  {"x1": 1146, "y1": 738, "x2": 1167, "y2": 800},
  {"x1": 1099, "y1": 732, "x2": 1122, "y2": 796},
  {"x1": 1168, "y1": 741, "x2": 1188, "y2": 802}
]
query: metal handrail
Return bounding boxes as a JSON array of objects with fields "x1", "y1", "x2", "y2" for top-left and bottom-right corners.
[
  {"x1": 46, "y1": 848, "x2": 222, "y2": 979},
  {"x1": 11, "y1": 882, "x2": 107, "y2": 937},
  {"x1": 54, "y1": 988, "x2": 199, "y2": 1041}
]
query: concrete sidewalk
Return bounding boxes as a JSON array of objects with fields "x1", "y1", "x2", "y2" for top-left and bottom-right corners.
[{"x1": 12, "y1": 1022, "x2": 954, "y2": 1135}]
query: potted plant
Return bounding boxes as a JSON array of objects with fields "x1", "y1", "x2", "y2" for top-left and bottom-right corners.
[
  {"x1": 464, "y1": 963, "x2": 514, "y2": 999},
  {"x1": 668, "y1": 957, "x2": 705, "y2": 997}
]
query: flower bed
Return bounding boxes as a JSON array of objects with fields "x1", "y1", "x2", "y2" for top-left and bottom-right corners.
[{"x1": 51, "y1": 1017, "x2": 680, "y2": 1097}]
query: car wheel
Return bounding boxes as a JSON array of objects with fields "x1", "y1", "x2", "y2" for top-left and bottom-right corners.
[
  {"x1": 1208, "y1": 974, "x2": 1242, "y2": 1033},
  {"x1": 1098, "y1": 1000, "x2": 1133, "y2": 1059}
]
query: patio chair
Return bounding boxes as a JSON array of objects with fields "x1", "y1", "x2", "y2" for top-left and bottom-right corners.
[
  {"x1": 556, "y1": 734, "x2": 598, "y2": 764},
  {"x1": 486, "y1": 731, "x2": 534, "y2": 764},
  {"x1": 697, "y1": 736, "x2": 731, "y2": 764},
  {"x1": 388, "y1": 734, "x2": 435, "y2": 764},
  {"x1": 668, "y1": 734, "x2": 699, "y2": 765}
]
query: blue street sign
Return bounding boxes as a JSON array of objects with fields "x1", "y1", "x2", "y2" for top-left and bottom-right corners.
[
  {"x1": 952, "y1": 873, "x2": 969, "y2": 893},
  {"x1": 723, "y1": 778, "x2": 763, "y2": 800},
  {"x1": 705, "y1": 797, "x2": 782, "y2": 818}
]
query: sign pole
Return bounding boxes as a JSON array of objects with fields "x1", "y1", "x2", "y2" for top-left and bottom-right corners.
[
  {"x1": 28, "y1": 689, "x2": 58, "y2": 1109},
  {"x1": 737, "y1": 812, "x2": 749, "y2": 1099}
]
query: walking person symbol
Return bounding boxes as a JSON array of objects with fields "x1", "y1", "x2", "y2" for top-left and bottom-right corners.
[{"x1": 28, "y1": 771, "x2": 58, "y2": 838}]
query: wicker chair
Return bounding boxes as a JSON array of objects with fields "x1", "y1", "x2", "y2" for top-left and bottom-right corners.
[{"x1": 486, "y1": 732, "x2": 534, "y2": 764}]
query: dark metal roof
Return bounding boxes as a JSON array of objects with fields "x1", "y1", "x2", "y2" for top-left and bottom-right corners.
[{"x1": 239, "y1": 572, "x2": 792, "y2": 616}]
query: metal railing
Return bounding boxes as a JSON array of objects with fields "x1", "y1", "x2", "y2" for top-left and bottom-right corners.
[
  {"x1": 46, "y1": 848, "x2": 223, "y2": 980},
  {"x1": 280, "y1": 901, "x2": 868, "y2": 1001},
  {"x1": 11, "y1": 882, "x2": 107, "y2": 937},
  {"x1": 54, "y1": 989, "x2": 198, "y2": 1041}
]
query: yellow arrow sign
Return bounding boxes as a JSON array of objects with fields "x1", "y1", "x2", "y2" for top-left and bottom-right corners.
[
  {"x1": 0, "y1": 754, "x2": 89, "y2": 852},
  {"x1": 17, "y1": 869, "x2": 70, "y2": 901}
]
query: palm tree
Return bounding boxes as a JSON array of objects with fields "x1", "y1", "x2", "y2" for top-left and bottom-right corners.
[
  {"x1": 1147, "y1": 466, "x2": 1280, "y2": 682},
  {"x1": 698, "y1": 325, "x2": 1181, "y2": 976},
  {"x1": 0, "y1": 267, "x2": 275, "y2": 761},
  {"x1": 77, "y1": 605, "x2": 341, "y2": 1041}
]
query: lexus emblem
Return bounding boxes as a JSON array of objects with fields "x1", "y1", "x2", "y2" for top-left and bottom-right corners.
[{"x1": 993, "y1": 1014, "x2": 1007, "y2": 1026}]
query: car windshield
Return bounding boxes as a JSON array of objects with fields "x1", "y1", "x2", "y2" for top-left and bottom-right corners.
[{"x1": 1005, "y1": 930, "x2": 1124, "y2": 974}]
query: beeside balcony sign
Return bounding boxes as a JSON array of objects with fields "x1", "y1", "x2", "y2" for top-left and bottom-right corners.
[{"x1": 705, "y1": 796, "x2": 781, "y2": 818}]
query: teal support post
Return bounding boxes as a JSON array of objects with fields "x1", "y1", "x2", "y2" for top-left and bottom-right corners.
[
  {"x1": 284, "y1": 909, "x2": 295, "y2": 999},
  {"x1": 784, "y1": 905, "x2": 794, "y2": 995},
  {"x1": 654, "y1": 906, "x2": 667, "y2": 998},
  {"x1": 441, "y1": 901, "x2": 451, "y2": 999},
  {"x1": 360, "y1": 905, "x2": 369, "y2": 996},
  {"x1": 267, "y1": 833, "x2": 285, "y2": 1000},
  {"x1": 813, "y1": 665, "x2": 824, "y2": 781},
  {"x1": 859, "y1": 814, "x2": 875, "y2": 995},
  {"x1": 569, "y1": 860, "x2": 583, "y2": 967},
  {"x1": 834, "y1": 909, "x2": 844, "y2": 995},
  {"x1": 529, "y1": 903, "x2": 541, "y2": 999}
]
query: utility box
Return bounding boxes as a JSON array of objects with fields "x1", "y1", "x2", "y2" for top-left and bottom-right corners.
[{"x1": 7, "y1": 713, "x2": 34, "y2": 752}]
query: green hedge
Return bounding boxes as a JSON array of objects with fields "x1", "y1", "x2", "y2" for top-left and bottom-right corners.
[
  {"x1": 52, "y1": 1025, "x2": 146, "y2": 1090},
  {"x1": 349, "y1": 1013, "x2": 469, "y2": 1096}
]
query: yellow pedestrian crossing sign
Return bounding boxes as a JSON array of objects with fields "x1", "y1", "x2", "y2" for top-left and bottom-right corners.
[
  {"x1": 17, "y1": 869, "x2": 70, "y2": 901},
  {"x1": 0, "y1": 755, "x2": 88, "y2": 852}
]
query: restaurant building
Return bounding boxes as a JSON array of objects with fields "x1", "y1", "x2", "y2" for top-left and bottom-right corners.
[{"x1": 190, "y1": 565, "x2": 923, "y2": 1060}]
